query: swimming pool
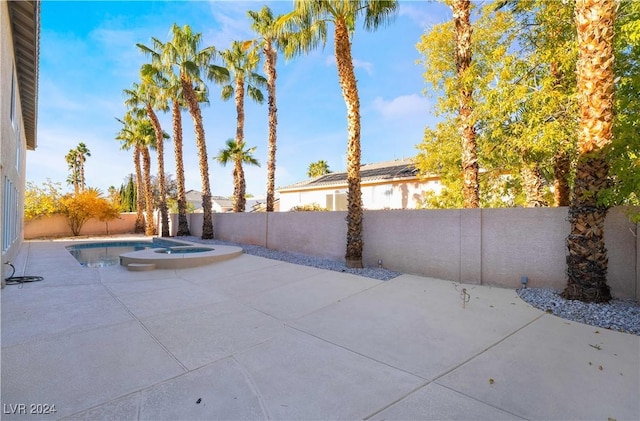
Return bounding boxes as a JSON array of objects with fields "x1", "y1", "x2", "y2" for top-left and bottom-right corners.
[{"x1": 66, "y1": 239, "x2": 185, "y2": 267}]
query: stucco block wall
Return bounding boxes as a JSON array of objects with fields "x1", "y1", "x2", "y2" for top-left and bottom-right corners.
[
  {"x1": 481, "y1": 208, "x2": 569, "y2": 289},
  {"x1": 265, "y1": 212, "x2": 346, "y2": 261},
  {"x1": 24, "y1": 213, "x2": 139, "y2": 238},
  {"x1": 210, "y1": 207, "x2": 638, "y2": 299},
  {"x1": 362, "y1": 209, "x2": 463, "y2": 281},
  {"x1": 214, "y1": 213, "x2": 267, "y2": 246}
]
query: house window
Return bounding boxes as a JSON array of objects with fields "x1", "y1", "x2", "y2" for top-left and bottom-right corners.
[
  {"x1": 2, "y1": 177, "x2": 19, "y2": 252},
  {"x1": 325, "y1": 191, "x2": 348, "y2": 211}
]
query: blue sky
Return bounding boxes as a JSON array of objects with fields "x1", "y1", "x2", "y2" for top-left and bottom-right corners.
[{"x1": 29, "y1": 0, "x2": 451, "y2": 197}]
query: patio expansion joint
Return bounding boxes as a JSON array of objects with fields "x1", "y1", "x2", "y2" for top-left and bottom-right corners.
[
  {"x1": 361, "y1": 312, "x2": 547, "y2": 421},
  {"x1": 100, "y1": 281, "x2": 190, "y2": 373},
  {"x1": 361, "y1": 311, "x2": 546, "y2": 421}
]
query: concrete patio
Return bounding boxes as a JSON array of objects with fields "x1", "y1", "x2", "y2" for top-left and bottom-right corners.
[{"x1": 1, "y1": 237, "x2": 639, "y2": 420}]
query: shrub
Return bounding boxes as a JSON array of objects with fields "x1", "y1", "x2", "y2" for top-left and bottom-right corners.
[{"x1": 289, "y1": 203, "x2": 329, "y2": 212}]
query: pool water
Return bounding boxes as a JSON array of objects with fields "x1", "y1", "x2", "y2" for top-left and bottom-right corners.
[{"x1": 66, "y1": 239, "x2": 184, "y2": 267}]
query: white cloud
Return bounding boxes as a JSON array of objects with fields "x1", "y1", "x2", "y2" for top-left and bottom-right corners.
[
  {"x1": 371, "y1": 94, "x2": 430, "y2": 120},
  {"x1": 324, "y1": 55, "x2": 373, "y2": 75},
  {"x1": 400, "y1": 3, "x2": 450, "y2": 29}
]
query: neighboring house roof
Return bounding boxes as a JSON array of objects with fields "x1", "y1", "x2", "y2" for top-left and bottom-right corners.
[
  {"x1": 212, "y1": 196, "x2": 234, "y2": 209},
  {"x1": 8, "y1": 0, "x2": 40, "y2": 150},
  {"x1": 185, "y1": 190, "x2": 234, "y2": 211},
  {"x1": 278, "y1": 159, "x2": 424, "y2": 192}
]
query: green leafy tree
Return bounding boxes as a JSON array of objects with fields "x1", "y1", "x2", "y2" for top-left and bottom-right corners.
[
  {"x1": 119, "y1": 175, "x2": 137, "y2": 213},
  {"x1": 24, "y1": 179, "x2": 62, "y2": 221},
  {"x1": 281, "y1": 0, "x2": 399, "y2": 268},
  {"x1": 215, "y1": 138, "x2": 260, "y2": 212},
  {"x1": 603, "y1": 0, "x2": 640, "y2": 214},
  {"x1": 307, "y1": 160, "x2": 333, "y2": 178},
  {"x1": 416, "y1": 2, "x2": 519, "y2": 208}
]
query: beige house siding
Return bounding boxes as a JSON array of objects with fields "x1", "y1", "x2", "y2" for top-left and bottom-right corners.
[{"x1": 1, "y1": 1, "x2": 39, "y2": 286}]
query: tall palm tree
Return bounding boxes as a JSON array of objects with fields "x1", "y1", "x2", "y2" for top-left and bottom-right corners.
[
  {"x1": 215, "y1": 139, "x2": 260, "y2": 208},
  {"x1": 138, "y1": 38, "x2": 191, "y2": 236},
  {"x1": 451, "y1": 0, "x2": 479, "y2": 208},
  {"x1": 163, "y1": 24, "x2": 226, "y2": 239},
  {"x1": 65, "y1": 148, "x2": 80, "y2": 194},
  {"x1": 75, "y1": 142, "x2": 91, "y2": 192},
  {"x1": 219, "y1": 40, "x2": 266, "y2": 212},
  {"x1": 124, "y1": 80, "x2": 171, "y2": 237},
  {"x1": 562, "y1": 0, "x2": 617, "y2": 302},
  {"x1": 116, "y1": 112, "x2": 145, "y2": 233},
  {"x1": 116, "y1": 110, "x2": 160, "y2": 236},
  {"x1": 281, "y1": 0, "x2": 398, "y2": 268},
  {"x1": 65, "y1": 143, "x2": 91, "y2": 193},
  {"x1": 248, "y1": 5, "x2": 287, "y2": 212}
]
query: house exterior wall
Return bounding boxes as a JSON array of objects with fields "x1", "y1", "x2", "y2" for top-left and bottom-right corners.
[
  {"x1": 279, "y1": 178, "x2": 442, "y2": 211},
  {"x1": 1, "y1": 2, "x2": 28, "y2": 286}
]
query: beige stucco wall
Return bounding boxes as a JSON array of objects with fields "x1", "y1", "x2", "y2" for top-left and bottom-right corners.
[
  {"x1": 24, "y1": 213, "x2": 140, "y2": 239},
  {"x1": 208, "y1": 207, "x2": 638, "y2": 300},
  {"x1": 1, "y1": 2, "x2": 27, "y2": 285}
]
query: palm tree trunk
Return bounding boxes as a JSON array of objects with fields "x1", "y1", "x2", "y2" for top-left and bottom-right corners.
[
  {"x1": 265, "y1": 41, "x2": 278, "y2": 212},
  {"x1": 181, "y1": 76, "x2": 214, "y2": 239},
  {"x1": 335, "y1": 18, "x2": 363, "y2": 268},
  {"x1": 141, "y1": 146, "x2": 155, "y2": 236},
  {"x1": 553, "y1": 149, "x2": 571, "y2": 206},
  {"x1": 133, "y1": 148, "x2": 145, "y2": 233},
  {"x1": 172, "y1": 99, "x2": 190, "y2": 236},
  {"x1": 235, "y1": 76, "x2": 247, "y2": 212},
  {"x1": 520, "y1": 162, "x2": 548, "y2": 207},
  {"x1": 146, "y1": 105, "x2": 170, "y2": 237},
  {"x1": 562, "y1": 0, "x2": 616, "y2": 303},
  {"x1": 452, "y1": 0, "x2": 479, "y2": 208}
]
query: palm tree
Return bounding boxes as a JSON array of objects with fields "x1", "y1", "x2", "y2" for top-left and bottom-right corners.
[
  {"x1": 65, "y1": 143, "x2": 91, "y2": 193},
  {"x1": 125, "y1": 77, "x2": 171, "y2": 238},
  {"x1": 138, "y1": 38, "x2": 191, "y2": 236},
  {"x1": 281, "y1": 0, "x2": 398, "y2": 268},
  {"x1": 75, "y1": 142, "x2": 91, "y2": 192},
  {"x1": 219, "y1": 40, "x2": 266, "y2": 212},
  {"x1": 562, "y1": 0, "x2": 617, "y2": 302},
  {"x1": 307, "y1": 160, "x2": 333, "y2": 178},
  {"x1": 451, "y1": 0, "x2": 479, "y2": 208},
  {"x1": 248, "y1": 5, "x2": 288, "y2": 212},
  {"x1": 163, "y1": 24, "x2": 226, "y2": 239},
  {"x1": 115, "y1": 113, "x2": 145, "y2": 233},
  {"x1": 215, "y1": 139, "x2": 260, "y2": 209},
  {"x1": 116, "y1": 110, "x2": 159, "y2": 236},
  {"x1": 65, "y1": 148, "x2": 80, "y2": 194}
]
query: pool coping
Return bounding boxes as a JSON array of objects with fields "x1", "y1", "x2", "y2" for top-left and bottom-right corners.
[{"x1": 118, "y1": 240, "x2": 243, "y2": 270}]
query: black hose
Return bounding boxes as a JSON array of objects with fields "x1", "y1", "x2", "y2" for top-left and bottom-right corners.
[{"x1": 4, "y1": 262, "x2": 43, "y2": 286}]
